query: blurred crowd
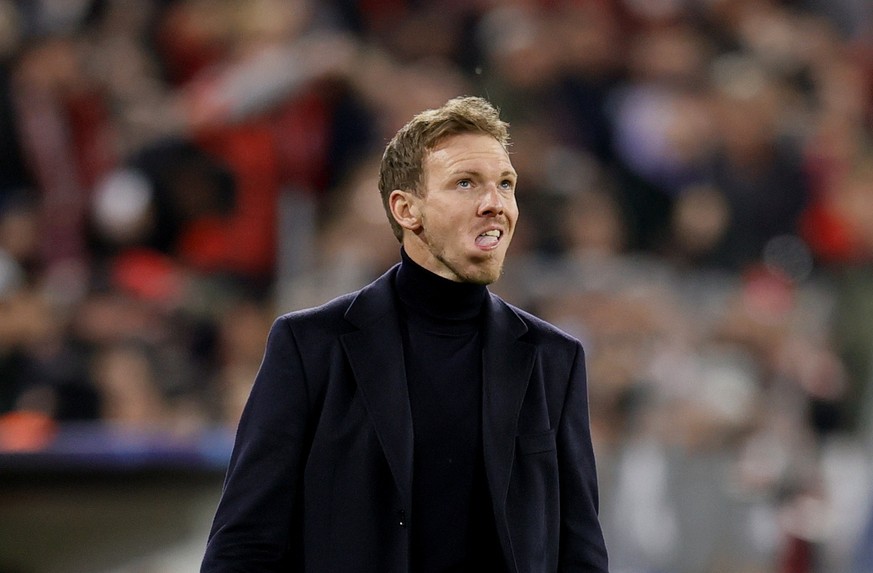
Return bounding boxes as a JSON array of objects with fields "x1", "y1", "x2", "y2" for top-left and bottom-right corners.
[{"x1": 1, "y1": 0, "x2": 873, "y2": 571}]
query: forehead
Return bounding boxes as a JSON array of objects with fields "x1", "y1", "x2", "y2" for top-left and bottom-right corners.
[{"x1": 425, "y1": 132, "x2": 514, "y2": 173}]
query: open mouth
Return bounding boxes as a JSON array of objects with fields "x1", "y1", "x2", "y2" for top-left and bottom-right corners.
[{"x1": 475, "y1": 229, "x2": 502, "y2": 249}]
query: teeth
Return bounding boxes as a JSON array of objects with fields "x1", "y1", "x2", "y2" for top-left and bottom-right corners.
[{"x1": 481, "y1": 230, "x2": 501, "y2": 237}]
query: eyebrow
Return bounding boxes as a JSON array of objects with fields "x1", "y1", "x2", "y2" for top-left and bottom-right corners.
[{"x1": 451, "y1": 169, "x2": 518, "y2": 179}]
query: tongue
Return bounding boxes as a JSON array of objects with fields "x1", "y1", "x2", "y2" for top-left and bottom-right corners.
[{"x1": 476, "y1": 234, "x2": 499, "y2": 248}]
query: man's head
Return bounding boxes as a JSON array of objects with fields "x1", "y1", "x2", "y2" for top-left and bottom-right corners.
[{"x1": 379, "y1": 96, "x2": 518, "y2": 284}]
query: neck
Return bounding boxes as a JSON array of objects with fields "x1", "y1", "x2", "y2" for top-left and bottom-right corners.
[{"x1": 396, "y1": 248, "x2": 486, "y2": 321}]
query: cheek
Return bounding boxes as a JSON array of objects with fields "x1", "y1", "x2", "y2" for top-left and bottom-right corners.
[{"x1": 507, "y1": 201, "x2": 520, "y2": 223}]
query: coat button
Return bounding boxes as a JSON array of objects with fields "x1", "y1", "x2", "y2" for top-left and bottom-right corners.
[{"x1": 398, "y1": 510, "x2": 407, "y2": 527}]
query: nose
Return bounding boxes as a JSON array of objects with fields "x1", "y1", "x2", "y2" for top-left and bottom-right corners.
[{"x1": 478, "y1": 184, "x2": 505, "y2": 217}]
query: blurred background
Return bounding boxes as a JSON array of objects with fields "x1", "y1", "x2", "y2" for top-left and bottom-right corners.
[{"x1": 0, "y1": 0, "x2": 872, "y2": 571}]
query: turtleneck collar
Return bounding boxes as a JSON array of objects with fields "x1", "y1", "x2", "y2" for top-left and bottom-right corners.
[{"x1": 395, "y1": 248, "x2": 487, "y2": 322}]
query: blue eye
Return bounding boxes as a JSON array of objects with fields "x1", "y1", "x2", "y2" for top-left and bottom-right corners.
[{"x1": 458, "y1": 179, "x2": 471, "y2": 188}]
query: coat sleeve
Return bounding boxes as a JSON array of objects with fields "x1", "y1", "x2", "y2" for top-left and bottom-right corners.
[
  {"x1": 201, "y1": 317, "x2": 310, "y2": 572},
  {"x1": 557, "y1": 342, "x2": 609, "y2": 572}
]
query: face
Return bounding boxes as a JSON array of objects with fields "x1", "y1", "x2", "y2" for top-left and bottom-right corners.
[{"x1": 391, "y1": 132, "x2": 518, "y2": 284}]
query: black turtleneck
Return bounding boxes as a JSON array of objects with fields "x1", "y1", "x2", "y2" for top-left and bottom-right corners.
[{"x1": 394, "y1": 249, "x2": 504, "y2": 572}]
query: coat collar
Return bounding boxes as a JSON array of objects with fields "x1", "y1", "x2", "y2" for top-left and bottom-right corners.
[
  {"x1": 339, "y1": 265, "x2": 536, "y2": 530},
  {"x1": 340, "y1": 265, "x2": 413, "y2": 505},
  {"x1": 481, "y1": 291, "x2": 536, "y2": 566}
]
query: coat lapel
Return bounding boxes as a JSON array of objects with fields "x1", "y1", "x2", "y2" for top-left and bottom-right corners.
[
  {"x1": 481, "y1": 294, "x2": 536, "y2": 546},
  {"x1": 340, "y1": 266, "x2": 414, "y2": 503}
]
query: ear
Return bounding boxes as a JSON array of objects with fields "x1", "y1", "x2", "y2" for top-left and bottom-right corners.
[{"x1": 389, "y1": 189, "x2": 422, "y2": 232}]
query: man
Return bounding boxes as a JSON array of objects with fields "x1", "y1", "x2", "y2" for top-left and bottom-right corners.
[{"x1": 201, "y1": 96, "x2": 609, "y2": 572}]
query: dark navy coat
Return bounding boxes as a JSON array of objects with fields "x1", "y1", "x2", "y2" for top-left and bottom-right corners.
[{"x1": 201, "y1": 265, "x2": 608, "y2": 572}]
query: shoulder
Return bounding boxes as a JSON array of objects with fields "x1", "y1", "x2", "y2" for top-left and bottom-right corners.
[
  {"x1": 274, "y1": 264, "x2": 399, "y2": 335},
  {"x1": 494, "y1": 295, "x2": 583, "y2": 353},
  {"x1": 270, "y1": 291, "x2": 359, "y2": 349},
  {"x1": 278, "y1": 291, "x2": 358, "y2": 325}
]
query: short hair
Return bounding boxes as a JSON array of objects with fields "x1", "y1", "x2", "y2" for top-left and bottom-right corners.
[{"x1": 378, "y1": 96, "x2": 510, "y2": 242}]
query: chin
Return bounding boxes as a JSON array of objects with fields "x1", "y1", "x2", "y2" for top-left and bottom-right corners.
[
  {"x1": 461, "y1": 262, "x2": 504, "y2": 285},
  {"x1": 435, "y1": 248, "x2": 506, "y2": 284}
]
